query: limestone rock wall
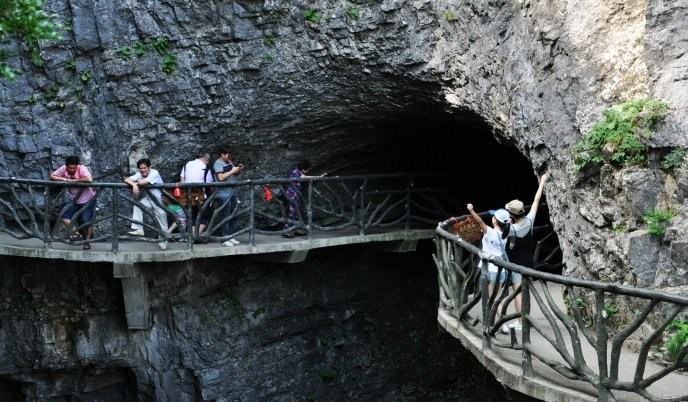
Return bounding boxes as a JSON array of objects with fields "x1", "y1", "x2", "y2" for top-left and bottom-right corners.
[{"x1": 0, "y1": 246, "x2": 527, "y2": 401}]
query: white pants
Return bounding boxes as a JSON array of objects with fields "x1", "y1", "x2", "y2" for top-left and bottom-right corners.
[{"x1": 131, "y1": 197, "x2": 169, "y2": 240}]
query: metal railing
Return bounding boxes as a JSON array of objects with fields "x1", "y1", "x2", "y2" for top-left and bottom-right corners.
[
  {"x1": 0, "y1": 174, "x2": 466, "y2": 252},
  {"x1": 434, "y1": 214, "x2": 688, "y2": 402}
]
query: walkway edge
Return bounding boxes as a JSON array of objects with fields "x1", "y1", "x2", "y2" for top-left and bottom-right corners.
[{"x1": 437, "y1": 308, "x2": 597, "y2": 402}]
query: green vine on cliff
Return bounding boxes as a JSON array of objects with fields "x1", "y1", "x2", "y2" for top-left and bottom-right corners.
[{"x1": 571, "y1": 99, "x2": 669, "y2": 173}]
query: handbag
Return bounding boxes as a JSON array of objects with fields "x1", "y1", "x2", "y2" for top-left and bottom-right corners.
[{"x1": 174, "y1": 187, "x2": 206, "y2": 207}]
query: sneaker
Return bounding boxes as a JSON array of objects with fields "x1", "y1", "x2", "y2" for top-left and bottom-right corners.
[
  {"x1": 508, "y1": 322, "x2": 522, "y2": 331},
  {"x1": 229, "y1": 238, "x2": 240, "y2": 245},
  {"x1": 281, "y1": 233, "x2": 294, "y2": 238},
  {"x1": 128, "y1": 230, "x2": 145, "y2": 236},
  {"x1": 499, "y1": 324, "x2": 510, "y2": 334},
  {"x1": 222, "y1": 240, "x2": 235, "y2": 247},
  {"x1": 295, "y1": 230, "x2": 307, "y2": 236},
  {"x1": 158, "y1": 242, "x2": 168, "y2": 250}
]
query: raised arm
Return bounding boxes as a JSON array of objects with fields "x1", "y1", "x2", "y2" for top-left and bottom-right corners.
[
  {"x1": 467, "y1": 203, "x2": 489, "y2": 233},
  {"x1": 529, "y1": 172, "x2": 549, "y2": 218}
]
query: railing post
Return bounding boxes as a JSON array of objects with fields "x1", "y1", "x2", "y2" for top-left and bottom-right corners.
[
  {"x1": 405, "y1": 176, "x2": 413, "y2": 231},
  {"x1": 112, "y1": 187, "x2": 119, "y2": 253},
  {"x1": 595, "y1": 290, "x2": 610, "y2": 402},
  {"x1": 248, "y1": 184, "x2": 256, "y2": 246},
  {"x1": 43, "y1": 186, "x2": 51, "y2": 250},
  {"x1": 480, "y1": 257, "x2": 491, "y2": 349},
  {"x1": 359, "y1": 178, "x2": 367, "y2": 236},
  {"x1": 307, "y1": 179, "x2": 313, "y2": 239},
  {"x1": 521, "y1": 277, "x2": 532, "y2": 377}
]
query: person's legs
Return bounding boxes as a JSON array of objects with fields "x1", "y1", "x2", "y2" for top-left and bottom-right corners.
[
  {"x1": 61, "y1": 203, "x2": 79, "y2": 238},
  {"x1": 130, "y1": 203, "x2": 144, "y2": 233},
  {"x1": 149, "y1": 199, "x2": 169, "y2": 249},
  {"x1": 215, "y1": 197, "x2": 230, "y2": 236},
  {"x1": 78, "y1": 201, "x2": 96, "y2": 249},
  {"x1": 227, "y1": 195, "x2": 239, "y2": 236}
]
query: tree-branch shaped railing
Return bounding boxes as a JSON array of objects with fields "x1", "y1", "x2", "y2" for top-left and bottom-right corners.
[
  {"x1": 434, "y1": 214, "x2": 688, "y2": 402},
  {"x1": 0, "y1": 174, "x2": 462, "y2": 251}
]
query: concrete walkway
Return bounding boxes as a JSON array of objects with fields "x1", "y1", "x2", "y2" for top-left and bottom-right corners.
[
  {"x1": 0, "y1": 228, "x2": 433, "y2": 264},
  {"x1": 438, "y1": 282, "x2": 688, "y2": 402}
]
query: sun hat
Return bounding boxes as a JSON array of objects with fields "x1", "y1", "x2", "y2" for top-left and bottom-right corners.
[
  {"x1": 489, "y1": 208, "x2": 511, "y2": 224},
  {"x1": 505, "y1": 200, "x2": 525, "y2": 215}
]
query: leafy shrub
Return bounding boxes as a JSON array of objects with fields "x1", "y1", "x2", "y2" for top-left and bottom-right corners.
[
  {"x1": 304, "y1": 8, "x2": 321, "y2": 23},
  {"x1": 160, "y1": 53, "x2": 176, "y2": 75},
  {"x1": 662, "y1": 147, "x2": 686, "y2": 170},
  {"x1": 444, "y1": 11, "x2": 457, "y2": 21},
  {"x1": 643, "y1": 208, "x2": 677, "y2": 236},
  {"x1": 571, "y1": 99, "x2": 669, "y2": 172},
  {"x1": 346, "y1": 6, "x2": 360, "y2": 18},
  {"x1": 666, "y1": 320, "x2": 688, "y2": 362}
]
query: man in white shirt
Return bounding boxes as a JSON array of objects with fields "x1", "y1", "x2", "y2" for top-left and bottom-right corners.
[
  {"x1": 124, "y1": 158, "x2": 169, "y2": 250},
  {"x1": 180, "y1": 152, "x2": 213, "y2": 239}
]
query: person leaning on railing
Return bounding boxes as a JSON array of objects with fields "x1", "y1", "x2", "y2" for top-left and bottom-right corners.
[
  {"x1": 49, "y1": 155, "x2": 97, "y2": 250},
  {"x1": 123, "y1": 158, "x2": 169, "y2": 250}
]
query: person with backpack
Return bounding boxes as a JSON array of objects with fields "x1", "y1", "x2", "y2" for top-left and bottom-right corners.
[
  {"x1": 501, "y1": 172, "x2": 550, "y2": 332},
  {"x1": 180, "y1": 152, "x2": 214, "y2": 241}
]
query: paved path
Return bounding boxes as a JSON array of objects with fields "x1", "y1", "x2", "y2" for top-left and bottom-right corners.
[
  {"x1": 0, "y1": 228, "x2": 434, "y2": 264},
  {"x1": 438, "y1": 282, "x2": 688, "y2": 402}
]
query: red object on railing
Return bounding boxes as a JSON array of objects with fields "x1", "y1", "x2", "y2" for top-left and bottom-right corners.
[
  {"x1": 264, "y1": 186, "x2": 273, "y2": 202},
  {"x1": 173, "y1": 183, "x2": 181, "y2": 198}
]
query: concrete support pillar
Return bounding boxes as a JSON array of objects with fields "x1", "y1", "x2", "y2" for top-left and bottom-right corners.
[{"x1": 113, "y1": 263, "x2": 151, "y2": 329}]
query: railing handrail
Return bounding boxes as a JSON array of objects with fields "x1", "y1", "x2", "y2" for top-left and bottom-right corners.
[
  {"x1": 437, "y1": 216, "x2": 688, "y2": 306},
  {"x1": 434, "y1": 212, "x2": 688, "y2": 402},
  {"x1": 0, "y1": 173, "x2": 464, "y2": 253}
]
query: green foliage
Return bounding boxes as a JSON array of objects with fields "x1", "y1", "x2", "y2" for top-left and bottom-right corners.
[
  {"x1": 80, "y1": 69, "x2": 92, "y2": 82},
  {"x1": 304, "y1": 8, "x2": 321, "y2": 23},
  {"x1": 116, "y1": 38, "x2": 176, "y2": 75},
  {"x1": 604, "y1": 303, "x2": 618, "y2": 317},
  {"x1": 115, "y1": 45, "x2": 132, "y2": 59},
  {"x1": 65, "y1": 58, "x2": 76, "y2": 70},
  {"x1": 643, "y1": 208, "x2": 677, "y2": 236},
  {"x1": 346, "y1": 6, "x2": 360, "y2": 18},
  {"x1": 444, "y1": 10, "x2": 457, "y2": 22},
  {"x1": 263, "y1": 52, "x2": 272, "y2": 61},
  {"x1": 150, "y1": 38, "x2": 170, "y2": 55},
  {"x1": 263, "y1": 36, "x2": 275, "y2": 47},
  {"x1": 0, "y1": 0, "x2": 66, "y2": 80},
  {"x1": 133, "y1": 41, "x2": 146, "y2": 57},
  {"x1": 611, "y1": 224, "x2": 627, "y2": 234},
  {"x1": 666, "y1": 320, "x2": 688, "y2": 362},
  {"x1": 662, "y1": 147, "x2": 686, "y2": 170},
  {"x1": 160, "y1": 53, "x2": 176, "y2": 75},
  {"x1": 571, "y1": 99, "x2": 669, "y2": 173}
]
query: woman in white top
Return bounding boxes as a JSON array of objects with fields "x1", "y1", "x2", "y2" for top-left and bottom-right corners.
[{"x1": 466, "y1": 203, "x2": 511, "y2": 298}]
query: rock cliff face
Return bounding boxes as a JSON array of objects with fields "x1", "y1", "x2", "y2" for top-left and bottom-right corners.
[
  {"x1": 2, "y1": 0, "x2": 687, "y2": 288},
  {"x1": 1, "y1": 0, "x2": 688, "y2": 398},
  {"x1": 0, "y1": 245, "x2": 533, "y2": 402}
]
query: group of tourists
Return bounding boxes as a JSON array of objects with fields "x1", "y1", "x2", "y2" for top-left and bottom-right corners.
[
  {"x1": 49, "y1": 151, "x2": 322, "y2": 250},
  {"x1": 466, "y1": 172, "x2": 549, "y2": 333}
]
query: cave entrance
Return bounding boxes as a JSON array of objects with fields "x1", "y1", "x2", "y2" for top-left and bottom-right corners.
[{"x1": 338, "y1": 108, "x2": 561, "y2": 274}]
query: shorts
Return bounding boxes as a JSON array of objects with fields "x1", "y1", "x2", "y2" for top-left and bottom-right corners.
[
  {"x1": 61, "y1": 200, "x2": 96, "y2": 224},
  {"x1": 489, "y1": 270, "x2": 507, "y2": 284}
]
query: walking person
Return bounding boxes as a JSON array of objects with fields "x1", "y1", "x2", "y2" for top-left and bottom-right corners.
[
  {"x1": 501, "y1": 172, "x2": 550, "y2": 332},
  {"x1": 124, "y1": 158, "x2": 169, "y2": 250},
  {"x1": 49, "y1": 155, "x2": 97, "y2": 250},
  {"x1": 282, "y1": 160, "x2": 325, "y2": 238},
  {"x1": 213, "y1": 147, "x2": 244, "y2": 247}
]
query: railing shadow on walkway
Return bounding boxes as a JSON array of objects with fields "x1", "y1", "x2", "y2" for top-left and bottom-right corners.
[
  {"x1": 434, "y1": 214, "x2": 688, "y2": 402},
  {"x1": 0, "y1": 174, "x2": 477, "y2": 253}
]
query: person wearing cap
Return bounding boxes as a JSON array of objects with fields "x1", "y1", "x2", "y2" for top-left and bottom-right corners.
[
  {"x1": 501, "y1": 172, "x2": 550, "y2": 332},
  {"x1": 466, "y1": 204, "x2": 512, "y2": 298}
]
